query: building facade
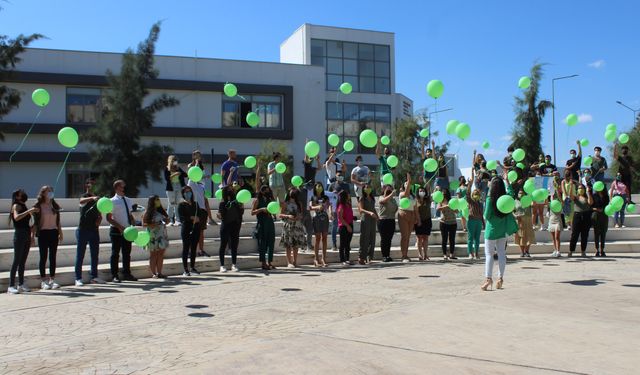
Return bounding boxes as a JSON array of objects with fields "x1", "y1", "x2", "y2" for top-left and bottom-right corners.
[{"x1": 0, "y1": 24, "x2": 412, "y2": 198}]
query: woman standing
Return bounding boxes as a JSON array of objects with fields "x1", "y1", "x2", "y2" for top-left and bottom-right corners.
[
  {"x1": 377, "y1": 185, "x2": 398, "y2": 262},
  {"x1": 398, "y1": 174, "x2": 417, "y2": 263},
  {"x1": 610, "y1": 172, "x2": 630, "y2": 228},
  {"x1": 252, "y1": 184, "x2": 277, "y2": 271},
  {"x1": 456, "y1": 176, "x2": 468, "y2": 231},
  {"x1": 548, "y1": 187, "x2": 564, "y2": 258},
  {"x1": 466, "y1": 170, "x2": 484, "y2": 260},
  {"x1": 592, "y1": 185, "x2": 610, "y2": 256},
  {"x1": 436, "y1": 189, "x2": 458, "y2": 260},
  {"x1": 569, "y1": 184, "x2": 593, "y2": 257},
  {"x1": 33, "y1": 186, "x2": 62, "y2": 290},
  {"x1": 310, "y1": 182, "x2": 331, "y2": 267},
  {"x1": 482, "y1": 177, "x2": 516, "y2": 291},
  {"x1": 7, "y1": 190, "x2": 38, "y2": 294},
  {"x1": 514, "y1": 190, "x2": 536, "y2": 258},
  {"x1": 561, "y1": 170, "x2": 577, "y2": 229},
  {"x1": 358, "y1": 183, "x2": 377, "y2": 264},
  {"x1": 337, "y1": 190, "x2": 354, "y2": 266},
  {"x1": 164, "y1": 155, "x2": 187, "y2": 226},
  {"x1": 414, "y1": 185, "x2": 432, "y2": 261},
  {"x1": 143, "y1": 195, "x2": 169, "y2": 278},
  {"x1": 280, "y1": 188, "x2": 306, "y2": 268},
  {"x1": 217, "y1": 186, "x2": 244, "y2": 272},
  {"x1": 177, "y1": 186, "x2": 201, "y2": 276}
]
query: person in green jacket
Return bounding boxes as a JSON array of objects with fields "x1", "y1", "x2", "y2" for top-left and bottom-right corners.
[{"x1": 482, "y1": 176, "x2": 514, "y2": 291}]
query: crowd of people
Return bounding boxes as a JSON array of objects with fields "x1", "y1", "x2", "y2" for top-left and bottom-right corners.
[{"x1": 6, "y1": 140, "x2": 635, "y2": 294}]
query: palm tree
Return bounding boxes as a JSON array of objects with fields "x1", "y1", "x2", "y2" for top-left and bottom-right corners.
[{"x1": 510, "y1": 62, "x2": 553, "y2": 165}]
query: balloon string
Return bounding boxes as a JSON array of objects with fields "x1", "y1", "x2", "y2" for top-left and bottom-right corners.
[
  {"x1": 53, "y1": 148, "x2": 74, "y2": 195},
  {"x1": 9, "y1": 109, "x2": 43, "y2": 162}
]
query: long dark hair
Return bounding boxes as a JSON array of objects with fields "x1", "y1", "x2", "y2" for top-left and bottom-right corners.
[
  {"x1": 489, "y1": 177, "x2": 507, "y2": 218},
  {"x1": 361, "y1": 183, "x2": 374, "y2": 200},
  {"x1": 284, "y1": 188, "x2": 302, "y2": 213},
  {"x1": 441, "y1": 188, "x2": 451, "y2": 203},
  {"x1": 34, "y1": 185, "x2": 60, "y2": 211},
  {"x1": 222, "y1": 185, "x2": 237, "y2": 203},
  {"x1": 181, "y1": 186, "x2": 194, "y2": 203},
  {"x1": 143, "y1": 195, "x2": 167, "y2": 224},
  {"x1": 9, "y1": 189, "x2": 27, "y2": 225},
  {"x1": 338, "y1": 189, "x2": 350, "y2": 206},
  {"x1": 257, "y1": 185, "x2": 274, "y2": 202}
]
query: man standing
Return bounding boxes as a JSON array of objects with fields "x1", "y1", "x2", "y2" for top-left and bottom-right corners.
[
  {"x1": 75, "y1": 178, "x2": 105, "y2": 286},
  {"x1": 565, "y1": 141, "x2": 582, "y2": 182},
  {"x1": 350, "y1": 155, "x2": 370, "y2": 200},
  {"x1": 302, "y1": 147, "x2": 321, "y2": 252},
  {"x1": 422, "y1": 139, "x2": 436, "y2": 189},
  {"x1": 188, "y1": 173, "x2": 212, "y2": 259},
  {"x1": 590, "y1": 146, "x2": 608, "y2": 182},
  {"x1": 220, "y1": 149, "x2": 239, "y2": 187},
  {"x1": 107, "y1": 180, "x2": 137, "y2": 283},
  {"x1": 268, "y1": 152, "x2": 286, "y2": 201},
  {"x1": 541, "y1": 155, "x2": 558, "y2": 176}
]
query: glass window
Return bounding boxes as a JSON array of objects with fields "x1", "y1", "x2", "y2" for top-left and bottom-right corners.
[
  {"x1": 343, "y1": 59, "x2": 358, "y2": 75},
  {"x1": 344, "y1": 120, "x2": 360, "y2": 137},
  {"x1": 359, "y1": 77, "x2": 375, "y2": 93},
  {"x1": 376, "y1": 122, "x2": 391, "y2": 137},
  {"x1": 375, "y1": 78, "x2": 391, "y2": 94},
  {"x1": 66, "y1": 87, "x2": 101, "y2": 124},
  {"x1": 311, "y1": 55, "x2": 325, "y2": 66},
  {"x1": 326, "y1": 102, "x2": 342, "y2": 120},
  {"x1": 311, "y1": 39, "x2": 326, "y2": 57},
  {"x1": 375, "y1": 62, "x2": 390, "y2": 78},
  {"x1": 358, "y1": 60, "x2": 374, "y2": 76},
  {"x1": 375, "y1": 105, "x2": 391, "y2": 122},
  {"x1": 359, "y1": 44, "x2": 374, "y2": 60},
  {"x1": 253, "y1": 95, "x2": 281, "y2": 103},
  {"x1": 343, "y1": 103, "x2": 359, "y2": 121},
  {"x1": 343, "y1": 42, "x2": 358, "y2": 59},
  {"x1": 327, "y1": 74, "x2": 343, "y2": 91},
  {"x1": 375, "y1": 45, "x2": 390, "y2": 62},
  {"x1": 327, "y1": 40, "x2": 343, "y2": 57},
  {"x1": 255, "y1": 103, "x2": 281, "y2": 128},
  {"x1": 343, "y1": 76, "x2": 358, "y2": 92},
  {"x1": 327, "y1": 120, "x2": 343, "y2": 136},
  {"x1": 223, "y1": 102, "x2": 240, "y2": 127},
  {"x1": 223, "y1": 95, "x2": 282, "y2": 129},
  {"x1": 359, "y1": 104, "x2": 375, "y2": 121},
  {"x1": 327, "y1": 58, "x2": 343, "y2": 74}
]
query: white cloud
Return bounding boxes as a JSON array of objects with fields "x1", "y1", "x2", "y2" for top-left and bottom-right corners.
[
  {"x1": 578, "y1": 113, "x2": 593, "y2": 123},
  {"x1": 465, "y1": 140, "x2": 480, "y2": 147},
  {"x1": 500, "y1": 135, "x2": 512, "y2": 142},
  {"x1": 482, "y1": 148, "x2": 502, "y2": 157},
  {"x1": 588, "y1": 59, "x2": 605, "y2": 69}
]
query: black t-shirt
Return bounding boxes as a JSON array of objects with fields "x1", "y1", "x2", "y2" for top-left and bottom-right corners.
[
  {"x1": 565, "y1": 157, "x2": 581, "y2": 180},
  {"x1": 12, "y1": 203, "x2": 30, "y2": 230},
  {"x1": 592, "y1": 193, "x2": 609, "y2": 210},
  {"x1": 218, "y1": 200, "x2": 243, "y2": 224},
  {"x1": 618, "y1": 155, "x2": 633, "y2": 176},
  {"x1": 303, "y1": 160, "x2": 317, "y2": 184},
  {"x1": 79, "y1": 194, "x2": 101, "y2": 231},
  {"x1": 541, "y1": 163, "x2": 557, "y2": 175}
]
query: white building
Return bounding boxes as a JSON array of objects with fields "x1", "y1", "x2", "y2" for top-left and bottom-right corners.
[{"x1": 0, "y1": 24, "x2": 413, "y2": 198}]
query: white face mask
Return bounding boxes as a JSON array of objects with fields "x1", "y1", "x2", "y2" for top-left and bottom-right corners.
[
  {"x1": 172, "y1": 161, "x2": 178, "y2": 166},
  {"x1": 418, "y1": 191, "x2": 426, "y2": 198}
]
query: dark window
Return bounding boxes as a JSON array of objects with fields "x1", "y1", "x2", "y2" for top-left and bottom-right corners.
[
  {"x1": 326, "y1": 102, "x2": 391, "y2": 154},
  {"x1": 222, "y1": 94, "x2": 282, "y2": 129},
  {"x1": 66, "y1": 87, "x2": 102, "y2": 124}
]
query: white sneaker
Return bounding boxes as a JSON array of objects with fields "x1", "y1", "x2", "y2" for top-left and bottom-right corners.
[
  {"x1": 468, "y1": 254, "x2": 474, "y2": 259},
  {"x1": 231, "y1": 265, "x2": 239, "y2": 272},
  {"x1": 41, "y1": 281, "x2": 51, "y2": 290},
  {"x1": 541, "y1": 227, "x2": 548, "y2": 231},
  {"x1": 220, "y1": 266, "x2": 228, "y2": 273},
  {"x1": 18, "y1": 284, "x2": 31, "y2": 293},
  {"x1": 402, "y1": 258, "x2": 410, "y2": 263},
  {"x1": 50, "y1": 280, "x2": 61, "y2": 289},
  {"x1": 182, "y1": 271, "x2": 191, "y2": 277},
  {"x1": 75, "y1": 279, "x2": 84, "y2": 287},
  {"x1": 550, "y1": 251, "x2": 557, "y2": 257},
  {"x1": 288, "y1": 263, "x2": 296, "y2": 268},
  {"x1": 91, "y1": 277, "x2": 106, "y2": 284},
  {"x1": 7, "y1": 286, "x2": 19, "y2": 294}
]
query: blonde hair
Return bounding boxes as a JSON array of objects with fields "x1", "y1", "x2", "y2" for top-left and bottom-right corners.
[{"x1": 167, "y1": 155, "x2": 177, "y2": 170}]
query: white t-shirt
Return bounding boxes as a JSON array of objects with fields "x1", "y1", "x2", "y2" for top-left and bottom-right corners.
[
  {"x1": 325, "y1": 191, "x2": 339, "y2": 212},
  {"x1": 326, "y1": 162, "x2": 341, "y2": 184},
  {"x1": 110, "y1": 194, "x2": 134, "y2": 227},
  {"x1": 268, "y1": 161, "x2": 285, "y2": 188},
  {"x1": 187, "y1": 180, "x2": 206, "y2": 209},
  {"x1": 351, "y1": 165, "x2": 370, "y2": 197}
]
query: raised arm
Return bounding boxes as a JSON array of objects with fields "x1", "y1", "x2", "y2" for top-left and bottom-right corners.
[
  {"x1": 255, "y1": 163, "x2": 262, "y2": 191},
  {"x1": 400, "y1": 173, "x2": 412, "y2": 199},
  {"x1": 467, "y1": 169, "x2": 474, "y2": 197},
  {"x1": 577, "y1": 140, "x2": 582, "y2": 157},
  {"x1": 421, "y1": 138, "x2": 426, "y2": 160}
]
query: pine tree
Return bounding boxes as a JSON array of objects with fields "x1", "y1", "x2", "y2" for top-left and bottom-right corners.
[
  {"x1": 510, "y1": 62, "x2": 553, "y2": 165},
  {"x1": 86, "y1": 22, "x2": 179, "y2": 197}
]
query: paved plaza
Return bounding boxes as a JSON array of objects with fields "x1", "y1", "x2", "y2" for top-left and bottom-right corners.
[{"x1": 1, "y1": 254, "x2": 639, "y2": 375}]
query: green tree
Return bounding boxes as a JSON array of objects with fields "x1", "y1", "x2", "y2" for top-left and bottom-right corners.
[
  {"x1": 610, "y1": 114, "x2": 640, "y2": 193},
  {"x1": 86, "y1": 22, "x2": 179, "y2": 197},
  {"x1": 253, "y1": 139, "x2": 292, "y2": 190},
  {"x1": 0, "y1": 30, "x2": 43, "y2": 140},
  {"x1": 510, "y1": 62, "x2": 553, "y2": 165}
]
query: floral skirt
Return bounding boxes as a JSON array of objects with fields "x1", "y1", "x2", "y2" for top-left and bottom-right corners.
[
  {"x1": 280, "y1": 220, "x2": 307, "y2": 248},
  {"x1": 146, "y1": 226, "x2": 169, "y2": 252}
]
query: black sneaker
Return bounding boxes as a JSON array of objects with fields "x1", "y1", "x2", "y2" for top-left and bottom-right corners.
[
  {"x1": 190, "y1": 268, "x2": 201, "y2": 275},
  {"x1": 493, "y1": 253, "x2": 498, "y2": 260},
  {"x1": 601, "y1": 251, "x2": 607, "y2": 257},
  {"x1": 595, "y1": 252, "x2": 601, "y2": 257},
  {"x1": 382, "y1": 257, "x2": 391, "y2": 263},
  {"x1": 449, "y1": 255, "x2": 458, "y2": 260},
  {"x1": 122, "y1": 274, "x2": 138, "y2": 281},
  {"x1": 112, "y1": 276, "x2": 121, "y2": 283}
]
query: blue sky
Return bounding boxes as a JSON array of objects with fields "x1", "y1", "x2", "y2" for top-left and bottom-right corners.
[{"x1": 2, "y1": 0, "x2": 638, "y2": 168}]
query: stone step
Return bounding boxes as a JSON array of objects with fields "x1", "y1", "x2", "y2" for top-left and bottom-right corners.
[{"x1": 0, "y1": 245, "x2": 635, "y2": 293}]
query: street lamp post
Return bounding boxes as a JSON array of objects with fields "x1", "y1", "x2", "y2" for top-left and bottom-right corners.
[
  {"x1": 426, "y1": 107, "x2": 453, "y2": 147},
  {"x1": 551, "y1": 74, "x2": 579, "y2": 163},
  {"x1": 616, "y1": 101, "x2": 640, "y2": 128}
]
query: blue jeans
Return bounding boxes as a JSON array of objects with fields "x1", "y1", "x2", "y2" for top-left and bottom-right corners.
[
  {"x1": 614, "y1": 194, "x2": 628, "y2": 226},
  {"x1": 332, "y1": 218, "x2": 338, "y2": 247},
  {"x1": 75, "y1": 228, "x2": 100, "y2": 280}
]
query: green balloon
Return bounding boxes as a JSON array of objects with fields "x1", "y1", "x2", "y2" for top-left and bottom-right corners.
[
  {"x1": 516, "y1": 162, "x2": 525, "y2": 170},
  {"x1": 211, "y1": 173, "x2": 222, "y2": 184},
  {"x1": 566, "y1": 113, "x2": 578, "y2": 126},
  {"x1": 520, "y1": 195, "x2": 533, "y2": 208},
  {"x1": 518, "y1": 76, "x2": 531, "y2": 89},
  {"x1": 604, "y1": 129, "x2": 617, "y2": 143},
  {"x1": 497, "y1": 195, "x2": 515, "y2": 214},
  {"x1": 343, "y1": 140, "x2": 354, "y2": 152},
  {"x1": 583, "y1": 156, "x2": 593, "y2": 166},
  {"x1": 606, "y1": 123, "x2": 617, "y2": 132},
  {"x1": 611, "y1": 196, "x2": 624, "y2": 211},
  {"x1": 267, "y1": 201, "x2": 280, "y2": 215},
  {"x1": 123, "y1": 226, "x2": 138, "y2": 242},
  {"x1": 507, "y1": 170, "x2": 518, "y2": 183},
  {"x1": 236, "y1": 189, "x2": 251, "y2": 204},
  {"x1": 580, "y1": 138, "x2": 590, "y2": 147},
  {"x1": 458, "y1": 198, "x2": 468, "y2": 210},
  {"x1": 619, "y1": 133, "x2": 630, "y2": 144},
  {"x1": 246, "y1": 112, "x2": 260, "y2": 127},
  {"x1": 223, "y1": 83, "x2": 237, "y2": 97},
  {"x1": 382, "y1": 173, "x2": 394, "y2": 185},
  {"x1": 134, "y1": 231, "x2": 150, "y2": 247},
  {"x1": 400, "y1": 197, "x2": 411, "y2": 210},
  {"x1": 215, "y1": 189, "x2": 223, "y2": 199},
  {"x1": 328, "y1": 134, "x2": 340, "y2": 147},
  {"x1": 626, "y1": 203, "x2": 636, "y2": 214},
  {"x1": 532, "y1": 188, "x2": 548, "y2": 203},
  {"x1": 511, "y1": 148, "x2": 524, "y2": 162},
  {"x1": 275, "y1": 162, "x2": 286, "y2": 174},
  {"x1": 604, "y1": 204, "x2": 616, "y2": 216},
  {"x1": 449, "y1": 180, "x2": 459, "y2": 191},
  {"x1": 446, "y1": 120, "x2": 459, "y2": 135},
  {"x1": 486, "y1": 160, "x2": 498, "y2": 170},
  {"x1": 455, "y1": 122, "x2": 471, "y2": 140},
  {"x1": 423, "y1": 158, "x2": 438, "y2": 172},
  {"x1": 188, "y1": 166, "x2": 203, "y2": 182},
  {"x1": 57, "y1": 127, "x2": 79, "y2": 148},
  {"x1": 291, "y1": 175, "x2": 303, "y2": 187},
  {"x1": 419, "y1": 129, "x2": 429, "y2": 138},
  {"x1": 387, "y1": 155, "x2": 399, "y2": 168},
  {"x1": 359, "y1": 129, "x2": 378, "y2": 148},
  {"x1": 204, "y1": 190, "x2": 212, "y2": 199},
  {"x1": 32, "y1": 88, "x2": 50, "y2": 107},
  {"x1": 482, "y1": 141, "x2": 490, "y2": 149},
  {"x1": 426, "y1": 79, "x2": 444, "y2": 99},
  {"x1": 340, "y1": 82, "x2": 353, "y2": 95},
  {"x1": 432, "y1": 190, "x2": 444, "y2": 203},
  {"x1": 244, "y1": 156, "x2": 257, "y2": 169},
  {"x1": 97, "y1": 197, "x2": 113, "y2": 214},
  {"x1": 550, "y1": 200, "x2": 562, "y2": 213},
  {"x1": 523, "y1": 179, "x2": 535, "y2": 194},
  {"x1": 380, "y1": 135, "x2": 391, "y2": 145},
  {"x1": 593, "y1": 181, "x2": 605, "y2": 192},
  {"x1": 305, "y1": 141, "x2": 320, "y2": 158},
  {"x1": 448, "y1": 197, "x2": 460, "y2": 210}
]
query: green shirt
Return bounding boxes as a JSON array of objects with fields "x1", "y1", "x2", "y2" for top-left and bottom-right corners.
[
  {"x1": 484, "y1": 197, "x2": 509, "y2": 240},
  {"x1": 378, "y1": 156, "x2": 390, "y2": 175}
]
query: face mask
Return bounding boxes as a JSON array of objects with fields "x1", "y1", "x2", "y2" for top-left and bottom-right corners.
[
  {"x1": 172, "y1": 161, "x2": 178, "y2": 166},
  {"x1": 570, "y1": 154, "x2": 576, "y2": 159},
  {"x1": 232, "y1": 184, "x2": 240, "y2": 192},
  {"x1": 622, "y1": 150, "x2": 628, "y2": 155},
  {"x1": 578, "y1": 189, "x2": 585, "y2": 195},
  {"x1": 184, "y1": 192, "x2": 193, "y2": 201},
  {"x1": 315, "y1": 186, "x2": 323, "y2": 193},
  {"x1": 86, "y1": 184, "x2": 93, "y2": 192},
  {"x1": 418, "y1": 191, "x2": 426, "y2": 198},
  {"x1": 616, "y1": 176, "x2": 622, "y2": 181},
  {"x1": 337, "y1": 176, "x2": 344, "y2": 182},
  {"x1": 47, "y1": 191, "x2": 54, "y2": 200},
  {"x1": 472, "y1": 195, "x2": 480, "y2": 201},
  {"x1": 364, "y1": 188, "x2": 372, "y2": 194},
  {"x1": 155, "y1": 201, "x2": 161, "y2": 208}
]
